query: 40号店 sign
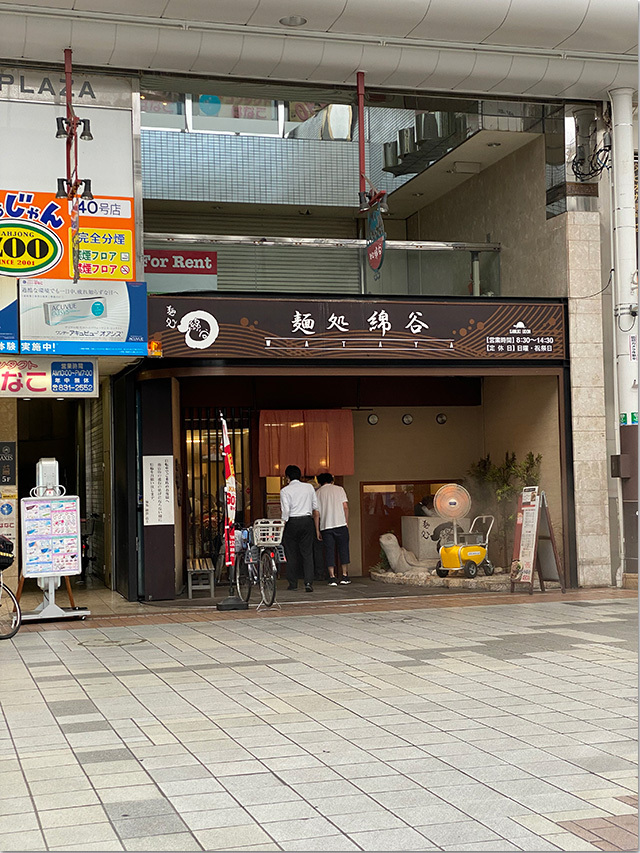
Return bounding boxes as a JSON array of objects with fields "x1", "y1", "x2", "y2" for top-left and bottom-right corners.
[{"x1": 0, "y1": 190, "x2": 135, "y2": 281}]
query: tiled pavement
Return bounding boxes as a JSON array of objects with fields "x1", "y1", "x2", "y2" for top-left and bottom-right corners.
[{"x1": 0, "y1": 592, "x2": 636, "y2": 852}]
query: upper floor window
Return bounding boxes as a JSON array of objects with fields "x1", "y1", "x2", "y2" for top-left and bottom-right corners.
[
  {"x1": 192, "y1": 95, "x2": 279, "y2": 134},
  {"x1": 140, "y1": 90, "x2": 184, "y2": 129}
]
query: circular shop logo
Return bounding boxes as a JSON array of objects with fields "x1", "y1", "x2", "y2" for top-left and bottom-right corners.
[
  {"x1": 0, "y1": 504, "x2": 13, "y2": 516},
  {"x1": 0, "y1": 219, "x2": 64, "y2": 277},
  {"x1": 177, "y1": 310, "x2": 220, "y2": 350}
]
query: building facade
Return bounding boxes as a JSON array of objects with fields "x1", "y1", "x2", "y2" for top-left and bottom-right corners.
[{"x1": 0, "y1": 1, "x2": 636, "y2": 599}]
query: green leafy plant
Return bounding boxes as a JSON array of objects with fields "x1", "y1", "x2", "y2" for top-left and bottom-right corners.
[{"x1": 465, "y1": 451, "x2": 542, "y2": 567}]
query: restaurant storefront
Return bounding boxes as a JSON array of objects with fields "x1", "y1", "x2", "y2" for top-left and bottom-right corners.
[{"x1": 113, "y1": 293, "x2": 573, "y2": 601}]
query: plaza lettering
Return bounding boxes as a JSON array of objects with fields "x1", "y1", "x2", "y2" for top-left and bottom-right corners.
[{"x1": 0, "y1": 73, "x2": 96, "y2": 99}]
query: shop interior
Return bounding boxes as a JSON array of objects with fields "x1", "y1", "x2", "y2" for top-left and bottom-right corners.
[{"x1": 178, "y1": 370, "x2": 565, "y2": 586}]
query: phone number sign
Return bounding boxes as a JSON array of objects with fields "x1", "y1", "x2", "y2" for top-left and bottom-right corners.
[{"x1": 0, "y1": 357, "x2": 98, "y2": 397}]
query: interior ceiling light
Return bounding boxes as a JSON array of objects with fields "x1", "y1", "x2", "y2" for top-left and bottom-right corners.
[
  {"x1": 412, "y1": 192, "x2": 424, "y2": 197},
  {"x1": 487, "y1": 142, "x2": 501, "y2": 148},
  {"x1": 279, "y1": 15, "x2": 307, "y2": 27}
]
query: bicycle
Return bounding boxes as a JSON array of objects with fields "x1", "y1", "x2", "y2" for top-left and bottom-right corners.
[
  {"x1": 235, "y1": 519, "x2": 286, "y2": 608},
  {"x1": 0, "y1": 535, "x2": 21, "y2": 640},
  {"x1": 78, "y1": 512, "x2": 100, "y2": 586}
]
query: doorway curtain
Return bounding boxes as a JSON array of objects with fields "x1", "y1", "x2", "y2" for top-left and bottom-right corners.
[{"x1": 259, "y1": 410, "x2": 354, "y2": 477}]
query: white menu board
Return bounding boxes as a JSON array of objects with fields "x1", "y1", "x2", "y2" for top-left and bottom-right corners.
[
  {"x1": 143, "y1": 456, "x2": 175, "y2": 526},
  {"x1": 21, "y1": 496, "x2": 81, "y2": 577}
]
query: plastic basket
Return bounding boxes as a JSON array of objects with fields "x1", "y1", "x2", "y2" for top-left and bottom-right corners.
[{"x1": 252, "y1": 519, "x2": 285, "y2": 547}]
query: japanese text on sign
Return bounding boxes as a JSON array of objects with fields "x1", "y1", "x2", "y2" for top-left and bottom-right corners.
[{"x1": 143, "y1": 456, "x2": 175, "y2": 526}]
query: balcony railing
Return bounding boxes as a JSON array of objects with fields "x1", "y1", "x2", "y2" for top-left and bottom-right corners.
[{"x1": 143, "y1": 234, "x2": 500, "y2": 299}]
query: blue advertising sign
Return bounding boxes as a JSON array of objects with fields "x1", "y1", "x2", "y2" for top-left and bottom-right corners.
[
  {"x1": 50, "y1": 361, "x2": 96, "y2": 394},
  {"x1": 19, "y1": 279, "x2": 147, "y2": 356},
  {"x1": 0, "y1": 278, "x2": 18, "y2": 354}
]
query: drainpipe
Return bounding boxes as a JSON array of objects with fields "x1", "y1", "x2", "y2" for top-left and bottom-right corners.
[
  {"x1": 357, "y1": 71, "x2": 367, "y2": 210},
  {"x1": 608, "y1": 87, "x2": 639, "y2": 581},
  {"x1": 471, "y1": 252, "x2": 481, "y2": 296}
]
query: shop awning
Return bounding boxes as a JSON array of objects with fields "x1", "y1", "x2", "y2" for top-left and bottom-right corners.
[{"x1": 259, "y1": 409, "x2": 354, "y2": 478}]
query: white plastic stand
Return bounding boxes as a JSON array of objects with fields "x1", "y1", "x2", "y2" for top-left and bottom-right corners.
[
  {"x1": 21, "y1": 575, "x2": 90, "y2": 623},
  {"x1": 19, "y1": 462, "x2": 91, "y2": 623}
]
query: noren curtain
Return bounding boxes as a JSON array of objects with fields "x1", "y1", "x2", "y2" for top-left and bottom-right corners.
[{"x1": 259, "y1": 410, "x2": 354, "y2": 477}]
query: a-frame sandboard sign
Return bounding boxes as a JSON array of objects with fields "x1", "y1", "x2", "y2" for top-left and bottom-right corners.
[{"x1": 510, "y1": 486, "x2": 566, "y2": 595}]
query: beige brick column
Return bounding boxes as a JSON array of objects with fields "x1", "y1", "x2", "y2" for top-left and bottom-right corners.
[{"x1": 566, "y1": 211, "x2": 612, "y2": 586}]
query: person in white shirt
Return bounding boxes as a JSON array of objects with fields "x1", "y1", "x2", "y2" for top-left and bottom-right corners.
[
  {"x1": 280, "y1": 465, "x2": 319, "y2": 592},
  {"x1": 316, "y1": 472, "x2": 351, "y2": 586}
]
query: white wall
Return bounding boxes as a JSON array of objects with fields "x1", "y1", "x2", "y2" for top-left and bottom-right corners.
[
  {"x1": 343, "y1": 405, "x2": 484, "y2": 572},
  {"x1": 0, "y1": 101, "x2": 134, "y2": 196}
]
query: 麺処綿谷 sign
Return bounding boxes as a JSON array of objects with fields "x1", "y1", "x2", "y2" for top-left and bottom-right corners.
[{"x1": 147, "y1": 295, "x2": 567, "y2": 361}]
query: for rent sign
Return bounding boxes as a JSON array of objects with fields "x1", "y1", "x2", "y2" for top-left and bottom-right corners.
[{"x1": 144, "y1": 249, "x2": 218, "y2": 294}]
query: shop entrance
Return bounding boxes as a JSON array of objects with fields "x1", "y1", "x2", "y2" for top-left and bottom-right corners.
[
  {"x1": 183, "y1": 406, "x2": 254, "y2": 566},
  {"x1": 172, "y1": 368, "x2": 570, "y2": 589}
]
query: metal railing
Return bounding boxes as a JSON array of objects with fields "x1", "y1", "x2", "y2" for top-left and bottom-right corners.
[{"x1": 144, "y1": 234, "x2": 501, "y2": 298}]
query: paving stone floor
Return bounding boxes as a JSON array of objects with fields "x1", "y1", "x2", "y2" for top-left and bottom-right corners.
[{"x1": 0, "y1": 594, "x2": 636, "y2": 852}]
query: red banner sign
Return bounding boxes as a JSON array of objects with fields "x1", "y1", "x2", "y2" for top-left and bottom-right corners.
[
  {"x1": 220, "y1": 415, "x2": 237, "y2": 567},
  {"x1": 144, "y1": 249, "x2": 217, "y2": 275}
]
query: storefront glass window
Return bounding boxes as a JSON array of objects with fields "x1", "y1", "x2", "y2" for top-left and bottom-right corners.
[
  {"x1": 192, "y1": 95, "x2": 279, "y2": 134},
  {"x1": 140, "y1": 90, "x2": 185, "y2": 129},
  {"x1": 184, "y1": 407, "x2": 253, "y2": 564}
]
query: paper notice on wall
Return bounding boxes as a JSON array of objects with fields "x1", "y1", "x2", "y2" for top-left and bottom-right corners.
[{"x1": 143, "y1": 456, "x2": 175, "y2": 526}]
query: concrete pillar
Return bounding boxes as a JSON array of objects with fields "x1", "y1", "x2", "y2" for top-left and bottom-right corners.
[{"x1": 566, "y1": 211, "x2": 612, "y2": 586}]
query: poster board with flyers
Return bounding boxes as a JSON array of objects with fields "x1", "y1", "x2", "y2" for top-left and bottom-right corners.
[
  {"x1": 21, "y1": 495, "x2": 81, "y2": 577},
  {"x1": 510, "y1": 487, "x2": 565, "y2": 595}
]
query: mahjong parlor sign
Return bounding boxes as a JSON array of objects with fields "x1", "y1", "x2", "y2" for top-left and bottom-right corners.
[{"x1": 0, "y1": 189, "x2": 135, "y2": 281}]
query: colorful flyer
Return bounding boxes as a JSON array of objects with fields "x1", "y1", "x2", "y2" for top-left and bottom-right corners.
[{"x1": 21, "y1": 495, "x2": 81, "y2": 577}]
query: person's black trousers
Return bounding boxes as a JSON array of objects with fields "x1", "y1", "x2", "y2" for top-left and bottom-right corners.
[{"x1": 283, "y1": 516, "x2": 315, "y2": 587}]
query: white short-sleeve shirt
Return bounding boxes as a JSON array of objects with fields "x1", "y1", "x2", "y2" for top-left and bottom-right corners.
[
  {"x1": 317, "y1": 483, "x2": 348, "y2": 530},
  {"x1": 280, "y1": 479, "x2": 319, "y2": 521}
]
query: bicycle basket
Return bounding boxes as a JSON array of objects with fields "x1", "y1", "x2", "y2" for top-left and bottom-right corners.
[
  {"x1": 252, "y1": 519, "x2": 285, "y2": 547},
  {"x1": 0, "y1": 535, "x2": 14, "y2": 569}
]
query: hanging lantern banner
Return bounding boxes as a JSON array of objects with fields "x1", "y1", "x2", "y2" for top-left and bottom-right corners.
[
  {"x1": 366, "y1": 205, "x2": 386, "y2": 272},
  {"x1": 220, "y1": 415, "x2": 237, "y2": 567}
]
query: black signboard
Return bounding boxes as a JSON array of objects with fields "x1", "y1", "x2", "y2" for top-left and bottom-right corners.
[
  {"x1": 148, "y1": 296, "x2": 566, "y2": 362},
  {"x1": 0, "y1": 442, "x2": 16, "y2": 486}
]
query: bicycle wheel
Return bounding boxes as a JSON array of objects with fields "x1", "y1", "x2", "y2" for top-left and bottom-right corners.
[
  {"x1": 0, "y1": 583, "x2": 21, "y2": 640},
  {"x1": 259, "y1": 550, "x2": 277, "y2": 607},
  {"x1": 235, "y1": 552, "x2": 252, "y2": 603}
]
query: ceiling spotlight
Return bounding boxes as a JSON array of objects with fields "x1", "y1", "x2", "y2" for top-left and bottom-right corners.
[
  {"x1": 487, "y1": 142, "x2": 502, "y2": 148},
  {"x1": 435, "y1": 413, "x2": 447, "y2": 425},
  {"x1": 79, "y1": 119, "x2": 93, "y2": 141},
  {"x1": 81, "y1": 179, "x2": 94, "y2": 200},
  {"x1": 412, "y1": 192, "x2": 423, "y2": 197},
  {"x1": 279, "y1": 15, "x2": 307, "y2": 26}
]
